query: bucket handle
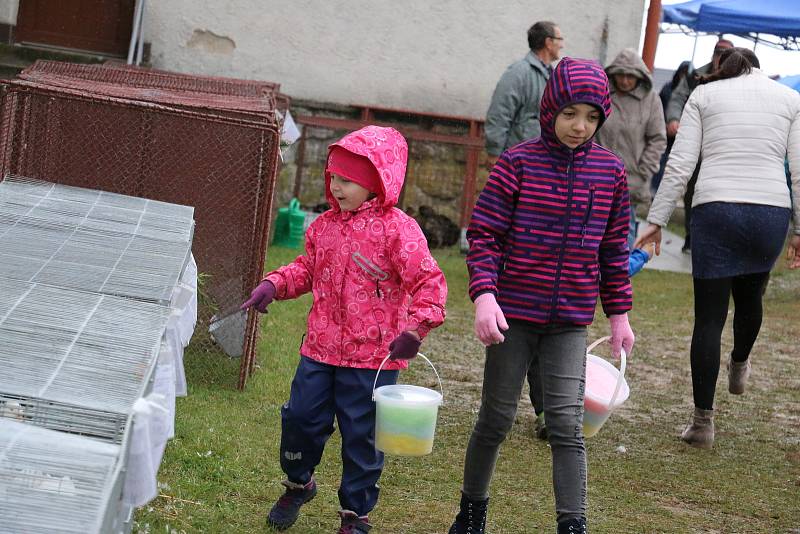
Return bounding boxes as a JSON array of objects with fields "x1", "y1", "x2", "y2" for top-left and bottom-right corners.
[
  {"x1": 585, "y1": 336, "x2": 627, "y2": 413},
  {"x1": 289, "y1": 198, "x2": 300, "y2": 211},
  {"x1": 372, "y1": 352, "x2": 444, "y2": 402}
]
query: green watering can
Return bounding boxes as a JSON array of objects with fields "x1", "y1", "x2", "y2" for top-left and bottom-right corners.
[{"x1": 272, "y1": 198, "x2": 306, "y2": 248}]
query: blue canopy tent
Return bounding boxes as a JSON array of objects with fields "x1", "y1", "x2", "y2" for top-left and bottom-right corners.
[
  {"x1": 778, "y1": 74, "x2": 800, "y2": 92},
  {"x1": 662, "y1": 0, "x2": 707, "y2": 27},
  {"x1": 662, "y1": 0, "x2": 800, "y2": 49}
]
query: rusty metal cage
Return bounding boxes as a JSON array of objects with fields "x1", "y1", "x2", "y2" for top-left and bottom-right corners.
[
  {"x1": 18, "y1": 60, "x2": 281, "y2": 120},
  {"x1": 0, "y1": 77, "x2": 280, "y2": 389}
]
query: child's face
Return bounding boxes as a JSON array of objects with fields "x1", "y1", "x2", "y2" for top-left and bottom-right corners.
[
  {"x1": 330, "y1": 173, "x2": 372, "y2": 211},
  {"x1": 554, "y1": 103, "x2": 602, "y2": 149}
]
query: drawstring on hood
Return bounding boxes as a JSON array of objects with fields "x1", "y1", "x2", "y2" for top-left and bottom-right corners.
[{"x1": 540, "y1": 57, "x2": 612, "y2": 156}]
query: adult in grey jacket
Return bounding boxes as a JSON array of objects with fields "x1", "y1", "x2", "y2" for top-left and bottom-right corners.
[
  {"x1": 484, "y1": 21, "x2": 564, "y2": 165},
  {"x1": 595, "y1": 48, "x2": 666, "y2": 247}
]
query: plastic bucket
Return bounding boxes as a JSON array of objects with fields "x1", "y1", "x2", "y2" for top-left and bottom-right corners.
[
  {"x1": 372, "y1": 353, "x2": 443, "y2": 456},
  {"x1": 583, "y1": 336, "x2": 629, "y2": 438}
]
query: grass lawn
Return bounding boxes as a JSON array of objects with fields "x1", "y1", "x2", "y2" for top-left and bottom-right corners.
[{"x1": 136, "y1": 245, "x2": 800, "y2": 533}]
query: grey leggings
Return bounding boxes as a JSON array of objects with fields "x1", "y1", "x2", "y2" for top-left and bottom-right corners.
[{"x1": 462, "y1": 321, "x2": 587, "y2": 522}]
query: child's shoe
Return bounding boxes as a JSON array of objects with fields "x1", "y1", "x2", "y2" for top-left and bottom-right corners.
[
  {"x1": 728, "y1": 357, "x2": 751, "y2": 395},
  {"x1": 267, "y1": 478, "x2": 317, "y2": 530},
  {"x1": 680, "y1": 407, "x2": 714, "y2": 449},
  {"x1": 448, "y1": 492, "x2": 489, "y2": 534},
  {"x1": 557, "y1": 517, "x2": 587, "y2": 533},
  {"x1": 534, "y1": 412, "x2": 549, "y2": 441},
  {"x1": 337, "y1": 510, "x2": 371, "y2": 533}
]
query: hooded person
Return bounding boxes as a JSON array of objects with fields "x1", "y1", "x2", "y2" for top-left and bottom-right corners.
[
  {"x1": 595, "y1": 48, "x2": 667, "y2": 247},
  {"x1": 449, "y1": 57, "x2": 634, "y2": 534},
  {"x1": 242, "y1": 125, "x2": 447, "y2": 534}
]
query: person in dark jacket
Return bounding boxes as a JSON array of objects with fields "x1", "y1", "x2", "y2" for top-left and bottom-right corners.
[
  {"x1": 448, "y1": 57, "x2": 635, "y2": 534},
  {"x1": 665, "y1": 39, "x2": 733, "y2": 251},
  {"x1": 652, "y1": 60, "x2": 693, "y2": 194}
]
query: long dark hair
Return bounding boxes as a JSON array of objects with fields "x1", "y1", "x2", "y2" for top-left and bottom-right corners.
[{"x1": 698, "y1": 47, "x2": 760, "y2": 85}]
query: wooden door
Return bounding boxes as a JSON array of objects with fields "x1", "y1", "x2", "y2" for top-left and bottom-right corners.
[{"x1": 15, "y1": 0, "x2": 135, "y2": 57}]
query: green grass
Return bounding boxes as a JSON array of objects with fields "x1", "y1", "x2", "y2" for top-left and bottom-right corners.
[{"x1": 135, "y1": 245, "x2": 800, "y2": 533}]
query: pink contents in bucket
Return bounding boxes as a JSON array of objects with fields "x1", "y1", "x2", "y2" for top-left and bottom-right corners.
[
  {"x1": 584, "y1": 360, "x2": 618, "y2": 412},
  {"x1": 583, "y1": 338, "x2": 629, "y2": 438}
]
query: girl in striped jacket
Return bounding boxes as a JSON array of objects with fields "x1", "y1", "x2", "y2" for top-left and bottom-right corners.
[{"x1": 449, "y1": 57, "x2": 635, "y2": 534}]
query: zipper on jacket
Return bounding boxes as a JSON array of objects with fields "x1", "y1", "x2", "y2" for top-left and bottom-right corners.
[
  {"x1": 549, "y1": 158, "x2": 575, "y2": 323},
  {"x1": 580, "y1": 185, "x2": 595, "y2": 247}
]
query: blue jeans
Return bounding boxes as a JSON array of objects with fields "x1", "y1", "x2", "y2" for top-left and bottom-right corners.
[
  {"x1": 461, "y1": 321, "x2": 588, "y2": 523},
  {"x1": 280, "y1": 356, "x2": 398, "y2": 515}
]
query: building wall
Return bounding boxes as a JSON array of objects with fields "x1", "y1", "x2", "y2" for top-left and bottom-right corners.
[{"x1": 145, "y1": 0, "x2": 645, "y2": 119}]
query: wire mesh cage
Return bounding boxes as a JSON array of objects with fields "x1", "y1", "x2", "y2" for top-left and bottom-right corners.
[
  {"x1": 19, "y1": 61, "x2": 280, "y2": 120},
  {"x1": 0, "y1": 419, "x2": 128, "y2": 534},
  {"x1": 0, "y1": 277, "x2": 170, "y2": 442},
  {"x1": 0, "y1": 77, "x2": 281, "y2": 389},
  {"x1": 0, "y1": 176, "x2": 194, "y2": 304}
]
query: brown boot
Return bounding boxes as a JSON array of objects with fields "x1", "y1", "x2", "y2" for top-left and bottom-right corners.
[
  {"x1": 728, "y1": 357, "x2": 751, "y2": 395},
  {"x1": 680, "y1": 407, "x2": 714, "y2": 449}
]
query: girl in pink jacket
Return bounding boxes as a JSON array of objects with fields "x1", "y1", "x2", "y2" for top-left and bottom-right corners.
[{"x1": 243, "y1": 125, "x2": 447, "y2": 534}]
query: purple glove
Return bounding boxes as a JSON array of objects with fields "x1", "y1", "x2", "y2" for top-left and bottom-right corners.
[
  {"x1": 388, "y1": 331, "x2": 421, "y2": 360},
  {"x1": 609, "y1": 313, "x2": 634, "y2": 359},
  {"x1": 241, "y1": 280, "x2": 276, "y2": 313}
]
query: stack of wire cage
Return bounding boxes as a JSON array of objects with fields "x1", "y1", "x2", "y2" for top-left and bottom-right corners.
[
  {"x1": 0, "y1": 60, "x2": 286, "y2": 389},
  {"x1": 0, "y1": 176, "x2": 194, "y2": 304},
  {"x1": 0, "y1": 419, "x2": 128, "y2": 533},
  {"x1": 0, "y1": 176, "x2": 196, "y2": 533}
]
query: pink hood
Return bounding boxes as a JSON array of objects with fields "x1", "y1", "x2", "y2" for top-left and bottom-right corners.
[
  {"x1": 265, "y1": 125, "x2": 446, "y2": 370},
  {"x1": 325, "y1": 125, "x2": 408, "y2": 212}
]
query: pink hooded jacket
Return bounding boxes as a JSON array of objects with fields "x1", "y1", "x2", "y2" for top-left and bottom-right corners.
[{"x1": 265, "y1": 126, "x2": 447, "y2": 370}]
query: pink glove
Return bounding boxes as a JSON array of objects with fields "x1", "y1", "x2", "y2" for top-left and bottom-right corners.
[
  {"x1": 474, "y1": 293, "x2": 509, "y2": 347},
  {"x1": 389, "y1": 331, "x2": 421, "y2": 360},
  {"x1": 241, "y1": 280, "x2": 276, "y2": 313},
  {"x1": 609, "y1": 313, "x2": 634, "y2": 358}
]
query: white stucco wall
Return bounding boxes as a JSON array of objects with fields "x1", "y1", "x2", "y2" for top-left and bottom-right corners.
[
  {"x1": 0, "y1": 0, "x2": 19, "y2": 26},
  {"x1": 154, "y1": 1, "x2": 643, "y2": 119}
]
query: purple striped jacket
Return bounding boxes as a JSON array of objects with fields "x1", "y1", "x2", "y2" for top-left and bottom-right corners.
[{"x1": 467, "y1": 57, "x2": 632, "y2": 325}]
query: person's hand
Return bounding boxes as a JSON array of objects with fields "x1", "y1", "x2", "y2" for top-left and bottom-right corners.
[
  {"x1": 642, "y1": 241, "x2": 656, "y2": 260},
  {"x1": 474, "y1": 293, "x2": 508, "y2": 346},
  {"x1": 788, "y1": 235, "x2": 800, "y2": 269},
  {"x1": 609, "y1": 313, "x2": 634, "y2": 359},
  {"x1": 389, "y1": 331, "x2": 421, "y2": 360},
  {"x1": 241, "y1": 280, "x2": 276, "y2": 313},
  {"x1": 666, "y1": 120, "x2": 680, "y2": 137},
  {"x1": 633, "y1": 224, "x2": 663, "y2": 256}
]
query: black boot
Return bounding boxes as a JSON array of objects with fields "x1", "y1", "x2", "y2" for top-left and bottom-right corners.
[
  {"x1": 448, "y1": 493, "x2": 489, "y2": 534},
  {"x1": 557, "y1": 517, "x2": 587, "y2": 534}
]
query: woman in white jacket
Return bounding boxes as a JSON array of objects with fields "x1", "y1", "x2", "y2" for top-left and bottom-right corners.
[{"x1": 636, "y1": 48, "x2": 800, "y2": 449}]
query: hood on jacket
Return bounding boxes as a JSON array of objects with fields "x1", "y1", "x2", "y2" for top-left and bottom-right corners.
[
  {"x1": 605, "y1": 48, "x2": 653, "y2": 93},
  {"x1": 325, "y1": 125, "x2": 408, "y2": 212},
  {"x1": 540, "y1": 57, "x2": 612, "y2": 152}
]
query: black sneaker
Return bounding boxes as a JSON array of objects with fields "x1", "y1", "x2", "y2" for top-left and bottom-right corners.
[
  {"x1": 557, "y1": 517, "x2": 587, "y2": 534},
  {"x1": 337, "y1": 510, "x2": 371, "y2": 533},
  {"x1": 267, "y1": 478, "x2": 317, "y2": 530},
  {"x1": 449, "y1": 493, "x2": 489, "y2": 534}
]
